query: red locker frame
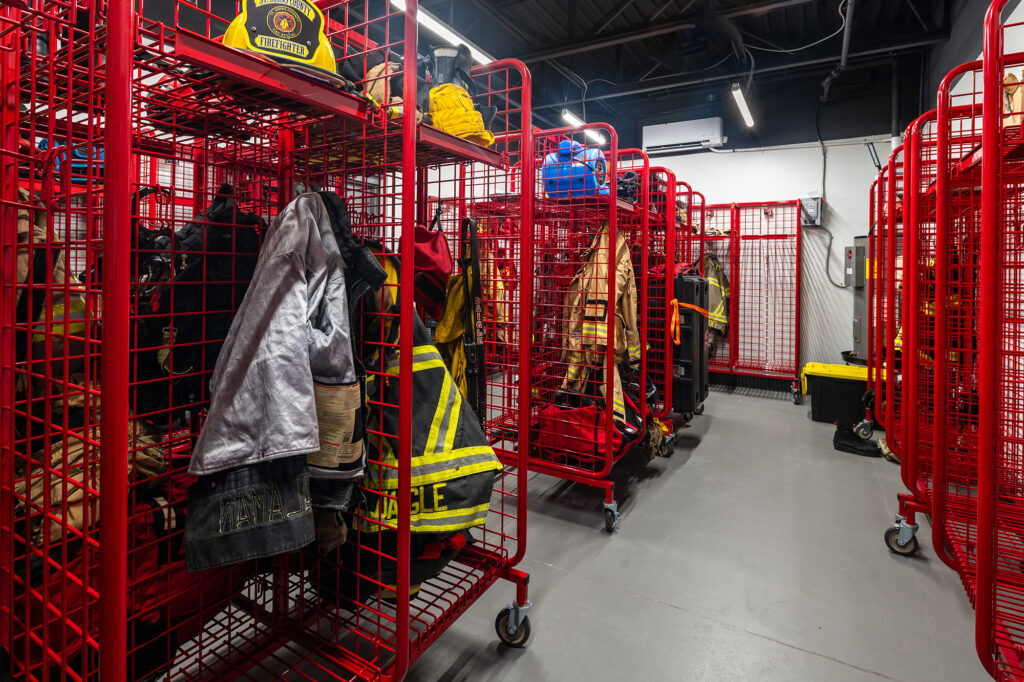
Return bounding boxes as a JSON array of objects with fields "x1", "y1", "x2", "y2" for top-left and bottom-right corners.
[
  {"x1": 978, "y1": 2, "x2": 1024, "y2": 677},
  {"x1": 643, "y1": 167, "x2": 676, "y2": 421},
  {"x1": 0, "y1": 1, "x2": 534, "y2": 680},
  {"x1": 701, "y1": 202, "x2": 802, "y2": 397},
  {"x1": 884, "y1": 111, "x2": 939, "y2": 558},
  {"x1": 929, "y1": 60, "x2": 984, "y2": 584},
  {"x1": 525, "y1": 125, "x2": 659, "y2": 532}
]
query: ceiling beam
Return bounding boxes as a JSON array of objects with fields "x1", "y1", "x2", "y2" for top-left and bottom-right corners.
[
  {"x1": 904, "y1": 0, "x2": 937, "y2": 32},
  {"x1": 520, "y1": 0, "x2": 818, "y2": 63},
  {"x1": 592, "y1": 0, "x2": 638, "y2": 34},
  {"x1": 533, "y1": 31, "x2": 947, "y2": 110}
]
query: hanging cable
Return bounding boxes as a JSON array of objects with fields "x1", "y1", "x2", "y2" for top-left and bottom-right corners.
[
  {"x1": 815, "y1": 99, "x2": 847, "y2": 289},
  {"x1": 744, "y1": 1, "x2": 848, "y2": 54}
]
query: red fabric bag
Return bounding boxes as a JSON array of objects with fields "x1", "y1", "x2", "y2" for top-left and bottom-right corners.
[
  {"x1": 532, "y1": 403, "x2": 623, "y2": 466},
  {"x1": 414, "y1": 201, "x2": 453, "y2": 319}
]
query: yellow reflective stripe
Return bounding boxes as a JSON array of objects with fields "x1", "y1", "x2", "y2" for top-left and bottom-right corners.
[
  {"x1": 425, "y1": 370, "x2": 455, "y2": 455},
  {"x1": 441, "y1": 380, "x2": 462, "y2": 454},
  {"x1": 424, "y1": 371, "x2": 452, "y2": 455},
  {"x1": 582, "y1": 322, "x2": 607, "y2": 335},
  {"x1": 371, "y1": 447, "x2": 501, "y2": 488}
]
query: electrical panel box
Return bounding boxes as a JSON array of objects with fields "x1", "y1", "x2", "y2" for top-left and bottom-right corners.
[
  {"x1": 844, "y1": 244, "x2": 866, "y2": 288},
  {"x1": 800, "y1": 195, "x2": 823, "y2": 226}
]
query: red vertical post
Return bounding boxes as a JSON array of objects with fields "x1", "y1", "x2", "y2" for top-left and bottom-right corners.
[
  {"x1": 393, "y1": 1, "x2": 418, "y2": 679},
  {"x1": 902, "y1": 121, "x2": 918, "y2": 495},
  {"x1": 0, "y1": 4, "x2": 21, "y2": 659},
  {"x1": 513, "y1": 65, "x2": 533, "y2": 566},
  {"x1": 100, "y1": 0, "x2": 134, "y2": 679},
  {"x1": 792, "y1": 200, "x2": 802, "y2": 382},
  {"x1": 884, "y1": 147, "x2": 902, "y2": 439},
  {"x1": 729, "y1": 203, "x2": 740, "y2": 370},
  {"x1": 977, "y1": 1, "x2": 1009, "y2": 674}
]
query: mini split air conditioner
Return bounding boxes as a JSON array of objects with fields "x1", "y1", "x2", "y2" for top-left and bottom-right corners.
[{"x1": 642, "y1": 118, "x2": 726, "y2": 156}]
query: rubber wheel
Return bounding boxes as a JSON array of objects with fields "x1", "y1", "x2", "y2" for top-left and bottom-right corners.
[
  {"x1": 495, "y1": 610, "x2": 531, "y2": 648},
  {"x1": 884, "y1": 526, "x2": 919, "y2": 557},
  {"x1": 792, "y1": 390, "x2": 804, "y2": 406},
  {"x1": 694, "y1": 402, "x2": 705, "y2": 415},
  {"x1": 604, "y1": 508, "x2": 617, "y2": 533},
  {"x1": 854, "y1": 421, "x2": 874, "y2": 440},
  {"x1": 681, "y1": 412, "x2": 693, "y2": 423}
]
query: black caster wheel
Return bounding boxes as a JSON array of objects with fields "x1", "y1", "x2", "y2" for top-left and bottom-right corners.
[
  {"x1": 694, "y1": 402, "x2": 705, "y2": 415},
  {"x1": 792, "y1": 390, "x2": 804, "y2": 406},
  {"x1": 884, "y1": 527, "x2": 919, "y2": 557},
  {"x1": 681, "y1": 412, "x2": 693, "y2": 423},
  {"x1": 604, "y1": 508, "x2": 618, "y2": 533},
  {"x1": 495, "y1": 610, "x2": 531, "y2": 648},
  {"x1": 854, "y1": 420, "x2": 874, "y2": 440}
]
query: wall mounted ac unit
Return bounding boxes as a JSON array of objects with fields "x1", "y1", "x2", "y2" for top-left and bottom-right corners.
[{"x1": 642, "y1": 117, "x2": 725, "y2": 156}]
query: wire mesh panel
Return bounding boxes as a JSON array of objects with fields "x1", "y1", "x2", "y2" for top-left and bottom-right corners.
[
  {"x1": 644, "y1": 168, "x2": 675, "y2": 419},
  {"x1": 526, "y1": 125, "x2": 657, "y2": 527},
  {"x1": 931, "y1": 61, "x2": 984, "y2": 590},
  {"x1": 978, "y1": 4, "x2": 1024, "y2": 677},
  {"x1": 871, "y1": 168, "x2": 889, "y2": 430},
  {"x1": 733, "y1": 201, "x2": 801, "y2": 381},
  {"x1": 884, "y1": 146, "x2": 905, "y2": 460},
  {"x1": 1, "y1": 1, "x2": 533, "y2": 680},
  {"x1": 703, "y1": 204, "x2": 734, "y2": 371},
  {"x1": 884, "y1": 112, "x2": 940, "y2": 559}
]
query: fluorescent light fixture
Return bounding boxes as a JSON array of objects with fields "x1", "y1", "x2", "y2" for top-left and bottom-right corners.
[
  {"x1": 390, "y1": 0, "x2": 492, "y2": 64},
  {"x1": 562, "y1": 109, "x2": 607, "y2": 144},
  {"x1": 866, "y1": 142, "x2": 881, "y2": 171},
  {"x1": 731, "y1": 83, "x2": 754, "y2": 128}
]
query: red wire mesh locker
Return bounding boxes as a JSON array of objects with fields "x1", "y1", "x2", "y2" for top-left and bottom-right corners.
[
  {"x1": 616, "y1": 148, "x2": 651, "y2": 428},
  {"x1": 688, "y1": 189, "x2": 707, "y2": 273},
  {"x1": 870, "y1": 167, "x2": 888, "y2": 433},
  {"x1": 978, "y1": 4, "x2": 1024, "y2": 677},
  {"x1": 867, "y1": 175, "x2": 882, "y2": 427},
  {"x1": 930, "y1": 60, "x2": 985, "y2": 592},
  {"x1": 0, "y1": 1, "x2": 534, "y2": 680},
  {"x1": 643, "y1": 167, "x2": 676, "y2": 421},
  {"x1": 731, "y1": 201, "x2": 801, "y2": 391},
  {"x1": 702, "y1": 203, "x2": 734, "y2": 371},
  {"x1": 527, "y1": 125, "x2": 652, "y2": 532},
  {"x1": 883, "y1": 146, "x2": 905, "y2": 464},
  {"x1": 885, "y1": 111, "x2": 939, "y2": 558}
]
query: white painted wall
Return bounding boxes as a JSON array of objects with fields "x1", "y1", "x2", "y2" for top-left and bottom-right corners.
[{"x1": 658, "y1": 134, "x2": 891, "y2": 368}]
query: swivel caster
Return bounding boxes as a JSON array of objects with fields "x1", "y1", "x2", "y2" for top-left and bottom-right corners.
[
  {"x1": 495, "y1": 602, "x2": 531, "y2": 648},
  {"x1": 884, "y1": 515, "x2": 919, "y2": 557},
  {"x1": 854, "y1": 420, "x2": 874, "y2": 440},
  {"x1": 694, "y1": 401, "x2": 705, "y2": 415},
  {"x1": 603, "y1": 502, "x2": 620, "y2": 533},
  {"x1": 792, "y1": 388, "x2": 804, "y2": 405}
]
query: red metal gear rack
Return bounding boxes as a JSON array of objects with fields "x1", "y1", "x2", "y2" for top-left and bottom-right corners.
[
  {"x1": 703, "y1": 203, "x2": 734, "y2": 372},
  {"x1": 884, "y1": 111, "x2": 940, "y2": 558},
  {"x1": 642, "y1": 167, "x2": 676, "y2": 423},
  {"x1": 977, "y1": 3, "x2": 1024, "y2": 677},
  {"x1": 0, "y1": 1, "x2": 534, "y2": 680},
  {"x1": 930, "y1": 59, "x2": 985, "y2": 592},
  {"x1": 882, "y1": 145, "x2": 906, "y2": 469},
  {"x1": 526, "y1": 125, "x2": 658, "y2": 532},
  {"x1": 701, "y1": 202, "x2": 802, "y2": 400},
  {"x1": 869, "y1": 168, "x2": 887, "y2": 436}
]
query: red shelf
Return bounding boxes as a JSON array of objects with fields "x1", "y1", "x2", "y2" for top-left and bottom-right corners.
[
  {"x1": 416, "y1": 124, "x2": 505, "y2": 169},
  {"x1": 174, "y1": 32, "x2": 369, "y2": 123}
]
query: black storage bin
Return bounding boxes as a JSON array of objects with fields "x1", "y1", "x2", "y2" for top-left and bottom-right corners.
[{"x1": 801, "y1": 363, "x2": 870, "y2": 424}]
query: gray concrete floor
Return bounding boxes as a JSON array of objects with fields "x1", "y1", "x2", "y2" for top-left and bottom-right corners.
[{"x1": 405, "y1": 389, "x2": 989, "y2": 682}]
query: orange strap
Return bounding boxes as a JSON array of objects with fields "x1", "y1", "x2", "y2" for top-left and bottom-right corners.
[{"x1": 669, "y1": 298, "x2": 710, "y2": 346}]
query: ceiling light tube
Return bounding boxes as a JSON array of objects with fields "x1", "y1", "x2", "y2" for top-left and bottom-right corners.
[
  {"x1": 390, "y1": 0, "x2": 492, "y2": 64},
  {"x1": 562, "y1": 109, "x2": 607, "y2": 145},
  {"x1": 731, "y1": 83, "x2": 755, "y2": 128}
]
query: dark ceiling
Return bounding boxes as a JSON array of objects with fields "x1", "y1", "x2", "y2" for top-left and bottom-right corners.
[{"x1": 420, "y1": 0, "x2": 955, "y2": 148}]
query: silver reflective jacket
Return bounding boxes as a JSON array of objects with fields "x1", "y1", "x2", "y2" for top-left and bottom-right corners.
[{"x1": 190, "y1": 193, "x2": 360, "y2": 480}]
